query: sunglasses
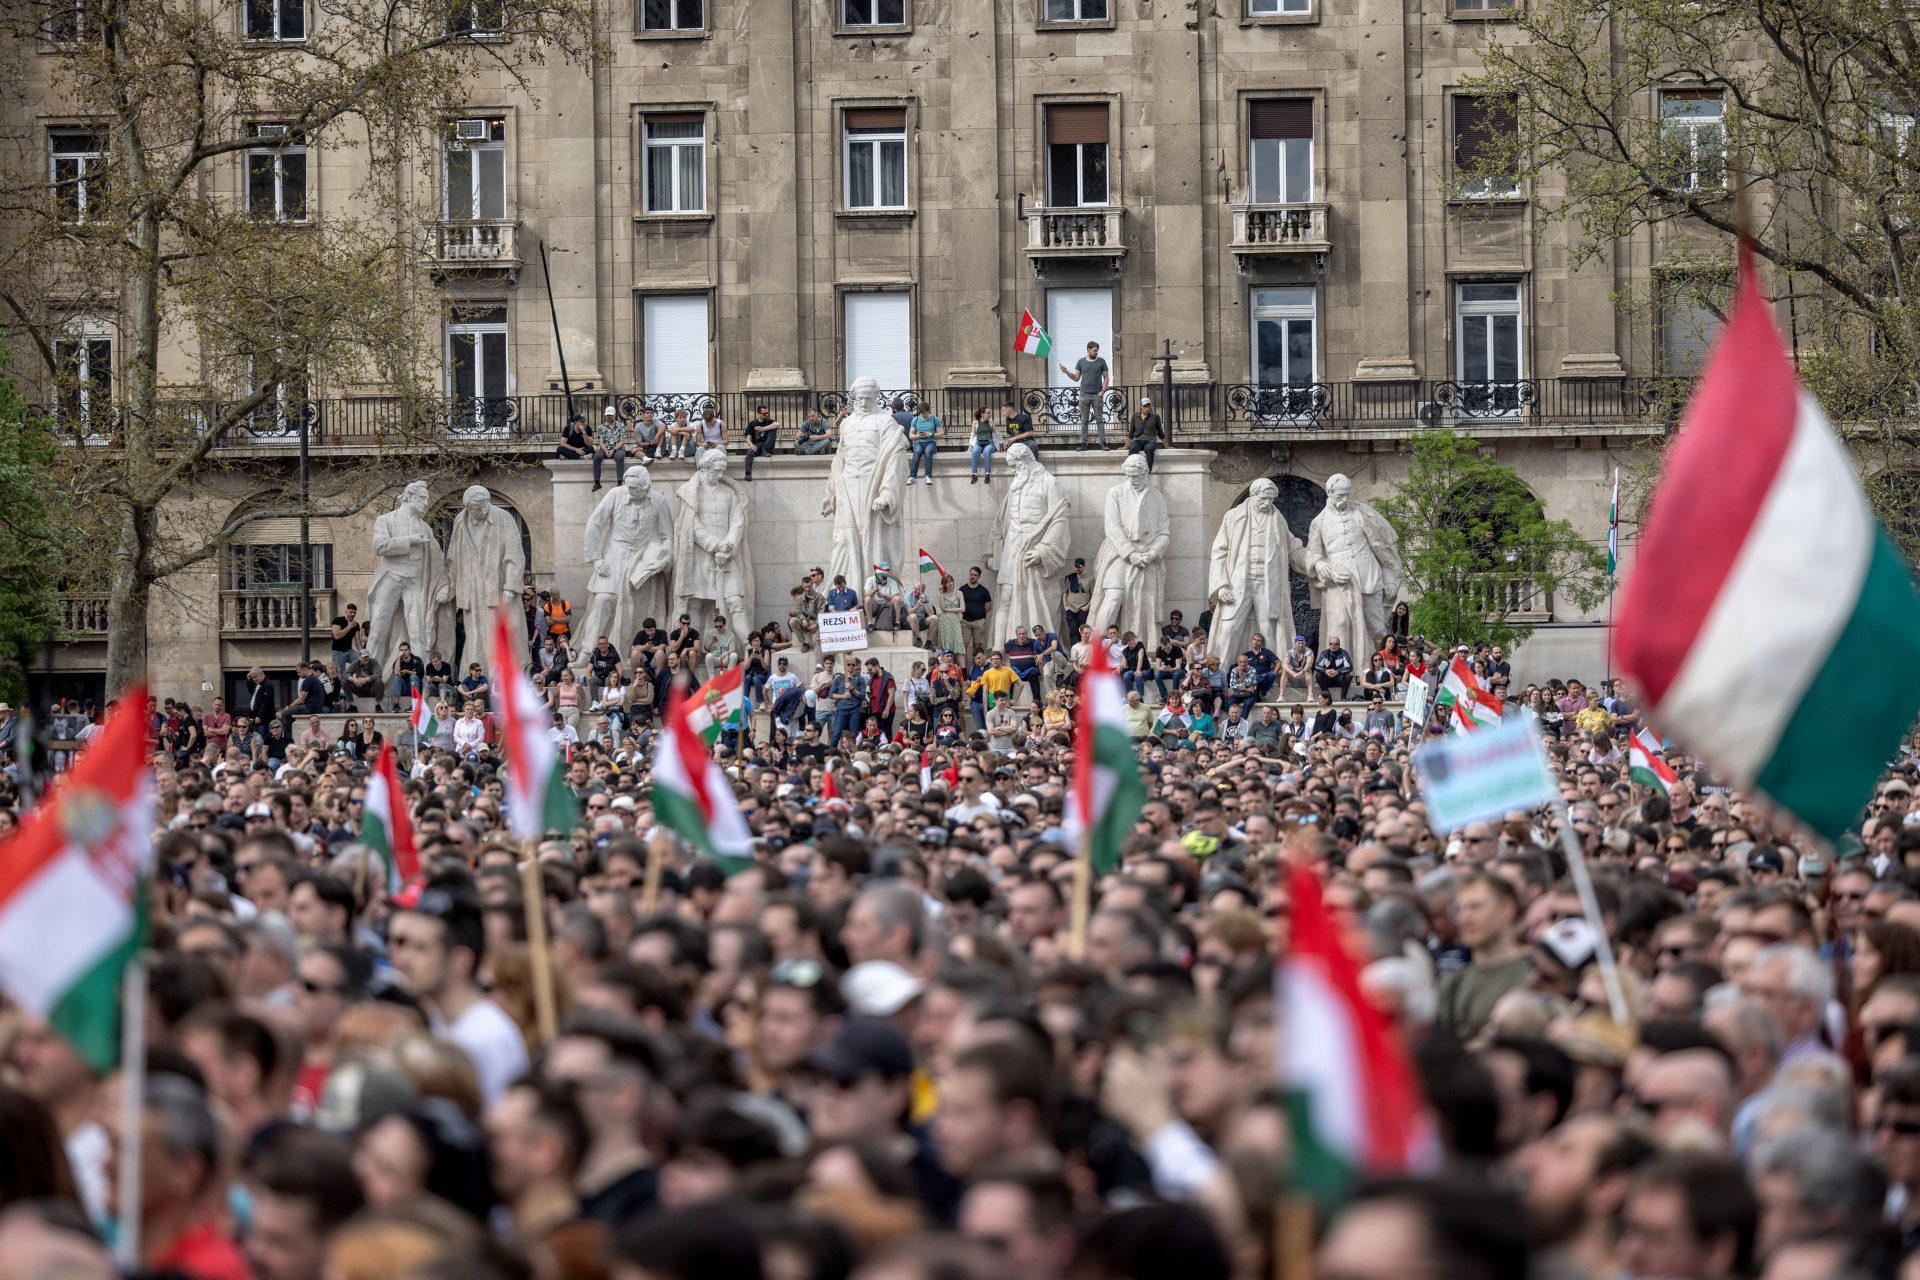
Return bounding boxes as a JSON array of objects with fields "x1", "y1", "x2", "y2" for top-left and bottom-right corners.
[{"x1": 300, "y1": 977, "x2": 344, "y2": 997}]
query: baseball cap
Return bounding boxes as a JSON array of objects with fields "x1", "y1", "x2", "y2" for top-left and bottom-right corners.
[
  {"x1": 808, "y1": 1017, "x2": 914, "y2": 1083},
  {"x1": 1140, "y1": 396, "x2": 1151, "y2": 405},
  {"x1": 244, "y1": 802, "x2": 273, "y2": 819},
  {"x1": 1536, "y1": 917, "x2": 1598, "y2": 972},
  {"x1": 1747, "y1": 847, "x2": 1785, "y2": 875},
  {"x1": 842, "y1": 960, "x2": 923, "y2": 1017},
  {"x1": 603, "y1": 405, "x2": 617, "y2": 416},
  {"x1": 919, "y1": 826, "x2": 950, "y2": 847},
  {"x1": 609, "y1": 795, "x2": 637, "y2": 812}
]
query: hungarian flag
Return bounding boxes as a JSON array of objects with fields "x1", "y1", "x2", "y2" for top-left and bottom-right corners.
[
  {"x1": 919, "y1": 750, "x2": 933, "y2": 793},
  {"x1": 686, "y1": 665, "x2": 745, "y2": 744},
  {"x1": 1013, "y1": 309, "x2": 1051, "y2": 358},
  {"x1": 1434, "y1": 657, "x2": 1502, "y2": 731},
  {"x1": 821, "y1": 761, "x2": 841, "y2": 802},
  {"x1": 1615, "y1": 245, "x2": 1920, "y2": 841},
  {"x1": 1062, "y1": 639, "x2": 1145, "y2": 876},
  {"x1": 410, "y1": 688, "x2": 440, "y2": 743},
  {"x1": 359, "y1": 741, "x2": 418, "y2": 896},
  {"x1": 1628, "y1": 727, "x2": 1677, "y2": 797},
  {"x1": 651, "y1": 685, "x2": 754, "y2": 875},
  {"x1": 1607, "y1": 466, "x2": 1620, "y2": 578},
  {"x1": 494, "y1": 608, "x2": 578, "y2": 839},
  {"x1": 1280, "y1": 864, "x2": 1426, "y2": 1206},
  {"x1": 0, "y1": 688, "x2": 154, "y2": 1071},
  {"x1": 918, "y1": 548, "x2": 946, "y2": 583}
]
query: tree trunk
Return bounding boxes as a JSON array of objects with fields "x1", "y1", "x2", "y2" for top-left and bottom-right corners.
[{"x1": 103, "y1": 505, "x2": 152, "y2": 694}]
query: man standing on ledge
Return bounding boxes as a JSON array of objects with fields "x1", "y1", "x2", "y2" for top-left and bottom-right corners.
[{"x1": 1059, "y1": 340, "x2": 1111, "y2": 449}]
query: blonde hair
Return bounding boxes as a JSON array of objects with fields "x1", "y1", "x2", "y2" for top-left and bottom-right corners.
[{"x1": 326, "y1": 1199, "x2": 484, "y2": 1280}]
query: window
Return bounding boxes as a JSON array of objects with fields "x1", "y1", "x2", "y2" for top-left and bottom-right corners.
[
  {"x1": 844, "y1": 108, "x2": 908, "y2": 211},
  {"x1": 842, "y1": 0, "x2": 905, "y2": 24},
  {"x1": 1046, "y1": 104, "x2": 1109, "y2": 207},
  {"x1": 226, "y1": 543, "x2": 333, "y2": 591},
  {"x1": 1045, "y1": 288, "x2": 1113, "y2": 391},
  {"x1": 444, "y1": 120, "x2": 506, "y2": 220},
  {"x1": 245, "y1": 0, "x2": 304, "y2": 40},
  {"x1": 844, "y1": 292, "x2": 912, "y2": 391},
  {"x1": 44, "y1": 0, "x2": 88, "y2": 44},
  {"x1": 1252, "y1": 288, "x2": 1316, "y2": 386},
  {"x1": 1042, "y1": 0, "x2": 1107, "y2": 19},
  {"x1": 49, "y1": 129, "x2": 104, "y2": 223},
  {"x1": 1249, "y1": 99, "x2": 1313, "y2": 203},
  {"x1": 643, "y1": 115, "x2": 706, "y2": 213},
  {"x1": 244, "y1": 125, "x2": 308, "y2": 222},
  {"x1": 447, "y1": 0, "x2": 504, "y2": 36},
  {"x1": 246, "y1": 349, "x2": 312, "y2": 434},
  {"x1": 1453, "y1": 96, "x2": 1519, "y2": 198},
  {"x1": 1455, "y1": 282, "x2": 1525, "y2": 395},
  {"x1": 51, "y1": 327, "x2": 112, "y2": 435},
  {"x1": 641, "y1": 295, "x2": 711, "y2": 394},
  {"x1": 1661, "y1": 91, "x2": 1725, "y2": 193},
  {"x1": 446, "y1": 305, "x2": 510, "y2": 431},
  {"x1": 1450, "y1": 0, "x2": 1512, "y2": 15},
  {"x1": 1658, "y1": 276, "x2": 1727, "y2": 376},
  {"x1": 1246, "y1": 0, "x2": 1311, "y2": 18},
  {"x1": 639, "y1": 0, "x2": 702, "y2": 32}
]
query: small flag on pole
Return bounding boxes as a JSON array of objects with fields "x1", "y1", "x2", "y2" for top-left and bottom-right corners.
[
  {"x1": 917, "y1": 548, "x2": 947, "y2": 583},
  {"x1": 1628, "y1": 728, "x2": 1677, "y2": 797},
  {"x1": 410, "y1": 689, "x2": 440, "y2": 743},
  {"x1": 1607, "y1": 466, "x2": 1620, "y2": 578},
  {"x1": 1014, "y1": 309, "x2": 1052, "y2": 359},
  {"x1": 360, "y1": 741, "x2": 419, "y2": 897},
  {"x1": 494, "y1": 608, "x2": 579, "y2": 839},
  {"x1": 821, "y1": 761, "x2": 841, "y2": 802},
  {"x1": 1061, "y1": 640, "x2": 1146, "y2": 877},
  {"x1": 685, "y1": 666, "x2": 745, "y2": 745},
  {"x1": 651, "y1": 686, "x2": 754, "y2": 875},
  {"x1": 1433, "y1": 657, "x2": 1502, "y2": 731},
  {"x1": 919, "y1": 751, "x2": 933, "y2": 793}
]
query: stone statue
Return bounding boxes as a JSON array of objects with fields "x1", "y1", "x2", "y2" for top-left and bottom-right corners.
[
  {"x1": 1304, "y1": 473, "x2": 1402, "y2": 665},
  {"x1": 441, "y1": 484, "x2": 529, "y2": 667},
  {"x1": 579, "y1": 467, "x2": 674, "y2": 654},
  {"x1": 367, "y1": 480, "x2": 449, "y2": 676},
  {"x1": 670, "y1": 449, "x2": 755, "y2": 644},
  {"x1": 1206, "y1": 478, "x2": 1306, "y2": 662},
  {"x1": 986, "y1": 444, "x2": 1072, "y2": 649},
  {"x1": 1088, "y1": 453, "x2": 1171, "y2": 640},
  {"x1": 821, "y1": 376, "x2": 909, "y2": 590}
]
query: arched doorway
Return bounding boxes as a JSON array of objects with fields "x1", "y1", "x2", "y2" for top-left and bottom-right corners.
[
  {"x1": 1438, "y1": 473, "x2": 1549, "y2": 617},
  {"x1": 1224, "y1": 474, "x2": 1327, "y2": 651}
]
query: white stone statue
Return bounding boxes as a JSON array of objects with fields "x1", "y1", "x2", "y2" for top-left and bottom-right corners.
[
  {"x1": 821, "y1": 376, "x2": 909, "y2": 590},
  {"x1": 441, "y1": 484, "x2": 529, "y2": 667},
  {"x1": 671, "y1": 449, "x2": 755, "y2": 644},
  {"x1": 1089, "y1": 453, "x2": 1171, "y2": 640},
  {"x1": 1304, "y1": 473, "x2": 1402, "y2": 665},
  {"x1": 986, "y1": 444, "x2": 1072, "y2": 649},
  {"x1": 579, "y1": 467, "x2": 674, "y2": 654},
  {"x1": 1207, "y1": 478, "x2": 1306, "y2": 662},
  {"x1": 367, "y1": 480, "x2": 449, "y2": 676}
]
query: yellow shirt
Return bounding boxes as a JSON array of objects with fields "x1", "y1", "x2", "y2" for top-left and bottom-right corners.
[
  {"x1": 1574, "y1": 706, "x2": 1613, "y2": 736},
  {"x1": 967, "y1": 667, "x2": 1020, "y2": 701}
]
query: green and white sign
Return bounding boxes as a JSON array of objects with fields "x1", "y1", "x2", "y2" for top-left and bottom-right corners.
[
  {"x1": 1403, "y1": 675, "x2": 1430, "y2": 728},
  {"x1": 1414, "y1": 717, "x2": 1557, "y2": 832}
]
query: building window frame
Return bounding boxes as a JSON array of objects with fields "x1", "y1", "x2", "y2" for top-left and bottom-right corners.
[
  {"x1": 1242, "y1": 0, "x2": 1314, "y2": 23},
  {"x1": 244, "y1": 0, "x2": 305, "y2": 41},
  {"x1": 840, "y1": 286, "x2": 916, "y2": 395},
  {"x1": 225, "y1": 543, "x2": 334, "y2": 591},
  {"x1": 1451, "y1": 94, "x2": 1522, "y2": 200},
  {"x1": 1660, "y1": 89, "x2": 1727, "y2": 195},
  {"x1": 1042, "y1": 101, "x2": 1114, "y2": 208},
  {"x1": 842, "y1": 107, "x2": 911, "y2": 213},
  {"x1": 51, "y1": 320, "x2": 113, "y2": 439},
  {"x1": 445, "y1": 303, "x2": 512, "y2": 432},
  {"x1": 641, "y1": 114, "x2": 707, "y2": 215},
  {"x1": 43, "y1": 0, "x2": 90, "y2": 45},
  {"x1": 49, "y1": 128, "x2": 105, "y2": 224},
  {"x1": 636, "y1": 0, "x2": 706, "y2": 39},
  {"x1": 836, "y1": 0, "x2": 909, "y2": 32},
  {"x1": 1250, "y1": 286, "x2": 1318, "y2": 387},
  {"x1": 1447, "y1": 0, "x2": 1515, "y2": 21},
  {"x1": 443, "y1": 118, "x2": 508, "y2": 222},
  {"x1": 1247, "y1": 98, "x2": 1315, "y2": 204},
  {"x1": 637, "y1": 292, "x2": 715, "y2": 396},
  {"x1": 1453, "y1": 279, "x2": 1527, "y2": 400},
  {"x1": 1655, "y1": 270, "x2": 1731, "y2": 377},
  {"x1": 1038, "y1": 0, "x2": 1113, "y2": 29},
  {"x1": 243, "y1": 124, "x2": 309, "y2": 222}
]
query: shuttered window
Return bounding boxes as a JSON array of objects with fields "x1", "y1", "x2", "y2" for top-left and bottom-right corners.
[
  {"x1": 1249, "y1": 99, "x2": 1312, "y2": 141},
  {"x1": 844, "y1": 292, "x2": 912, "y2": 391},
  {"x1": 1249, "y1": 99, "x2": 1313, "y2": 203},
  {"x1": 1046, "y1": 104, "x2": 1109, "y2": 144},
  {"x1": 642, "y1": 294, "x2": 711, "y2": 394},
  {"x1": 1453, "y1": 95, "x2": 1519, "y2": 197}
]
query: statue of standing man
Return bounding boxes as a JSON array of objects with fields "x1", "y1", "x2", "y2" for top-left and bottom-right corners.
[
  {"x1": 1088, "y1": 453, "x2": 1170, "y2": 640},
  {"x1": 1303, "y1": 473, "x2": 1401, "y2": 666},
  {"x1": 671, "y1": 449, "x2": 755, "y2": 645},
  {"x1": 367, "y1": 480, "x2": 449, "y2": 678},
  {"x1": 443, "y1": 484, "x2": 529, "y2": 667},
  {"x1": 986, "y1": 444, "x2": 1072, "y2": 650},
  {"x1": 822, "y1": 376, "x2": 909, "y2": 591},
  {"x1": 1206, "y1": 479, "x2": 1305, "y2": 663},
  {"x1": 580, "y1": 467, "x2": 674, "y2": 653}
]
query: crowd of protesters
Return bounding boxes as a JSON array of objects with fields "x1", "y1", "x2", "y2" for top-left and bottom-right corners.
[{"x1": 4, "y1": 606, "x2": 1920, "y2": 1280}]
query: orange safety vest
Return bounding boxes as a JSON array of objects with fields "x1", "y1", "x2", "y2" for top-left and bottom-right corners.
[{"x1": 544, "y1": 597, "x2": 572, "y2": 638}]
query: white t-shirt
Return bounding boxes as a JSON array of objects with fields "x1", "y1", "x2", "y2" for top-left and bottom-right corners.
[{"x1": 440, "y1": 998, "x2": 530, "y2": 1105}]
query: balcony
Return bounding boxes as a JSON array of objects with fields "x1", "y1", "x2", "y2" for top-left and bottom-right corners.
[
  {"x1": 60, "y1": 593, "x2": 111, "y2": 638},
  {"x1": 221, "y1": 587, "x2": 335, "y2": 637},
  {"x1": 1025, "y1": 205, "x2": 1125, "y2": 276},
  {"x1": 1231, "y1": 202, "x2": 1332, "y2": 273},
  {"x1": 426, "y1": 219, "x2": 522, "y2": 281},
  {"x1": 1454, "y1": 573, "x2": 1554, "y2": 623}
]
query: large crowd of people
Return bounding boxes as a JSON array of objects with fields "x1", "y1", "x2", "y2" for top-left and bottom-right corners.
[{"x1": 1, "y1": 589, "x2": 1919, "y2": 1280}]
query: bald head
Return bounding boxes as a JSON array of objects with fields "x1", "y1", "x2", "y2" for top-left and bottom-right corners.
[{"x1": 1637, "y1": 1050, "x2": 1736, "y2": 1141}]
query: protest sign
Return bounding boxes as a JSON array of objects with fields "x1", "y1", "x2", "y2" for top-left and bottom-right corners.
[
  {"x1": 1403, "y1": 675, "x2": 1429, "y2": 728},
  {"x1": 819, "y1": 610, "x2": 870, "y2": 654},
  {"x1": 1414, "y1": 717, "x2": 1557, "y2": 833}
]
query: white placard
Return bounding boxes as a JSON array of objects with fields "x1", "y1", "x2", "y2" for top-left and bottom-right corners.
[
  {"x1": 819, "y1": 610, "x2": 871, "y2": 654},
  {"x1": 1414, "y1": 717, "x2": 1558, "y2": 833},
  {"x1": 1403, "y1": 674, "x2": 1430, "y2": 728}
]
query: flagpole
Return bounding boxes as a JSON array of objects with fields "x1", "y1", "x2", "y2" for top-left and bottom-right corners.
[
  {"x1": 1549, "y1": 796, "x2": 1629, "y2": 1023},
  {"x1": 115, "y1": 953, "x2": 149, "y2": 1271},
  {"x1": 519, "y1": 846, "x2": 559, "y2": 1047},
  {"x1": 1066, "y1": 826, "x2": 1094, "y2": 962},
  {"x1": 640, "y1": 825, "x2": 670, "y2": 918}
]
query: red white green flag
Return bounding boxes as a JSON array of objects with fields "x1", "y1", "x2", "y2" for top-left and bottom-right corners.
[
  {"x1": 918, "y1": 548, "x2": 946, "y2": 583},
  {"x1": 494, "y1": 607, "x2": 579, "y2": 839},
  {"x1": 1435, "y1": 657, "x2": 1502, "y2": 731},
  {"x1": 0, "y1": 687, "x2": 154, "y2": 1071},
  {"x1": 651, "y1": 685, "x2": 754, "y2": 874},
  {"x1": 1279, "y1": 864, "x2": 1427, "y2": 1205},
  {"x1": 1013, "y1": 309, "x2": 1052, "y2": 358},
  {"x1": 1063, "y1": 638, "x2": 1145, "y2": 877},
  {"x1": 1628, "y1": 728, "x2": 1677, "y2": 797},
  {"x1": 686, "y1": 665, "x2": 745, "y2": 744},
  {"x1": 410, "y1": 688, "x2": 440, "y2": 742},
  {"x1": 359, "y1": 740, "x2": 419, "y2": 896},
  {"x1": 919, "y1": 750, "x2": 933, "y2": 793},
  {"x1": 1614, "y1": 246, "x2": 1920, "y2": 841}
]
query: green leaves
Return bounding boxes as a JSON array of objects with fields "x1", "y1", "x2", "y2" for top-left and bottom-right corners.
[{"x1": 0, "y1": 340, "x2": 72, "y2": 701}]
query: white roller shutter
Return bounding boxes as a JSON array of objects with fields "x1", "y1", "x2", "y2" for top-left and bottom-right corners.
[
  {"x1": 844, "y1": 291, "x2": 912, "y2": 390},
  {"x1": 642, "y1": 294, "x2": 711, "y2": 394},
  {"x1": 1046, "y1": 288, "x2": 1115, "y2": 388}
]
